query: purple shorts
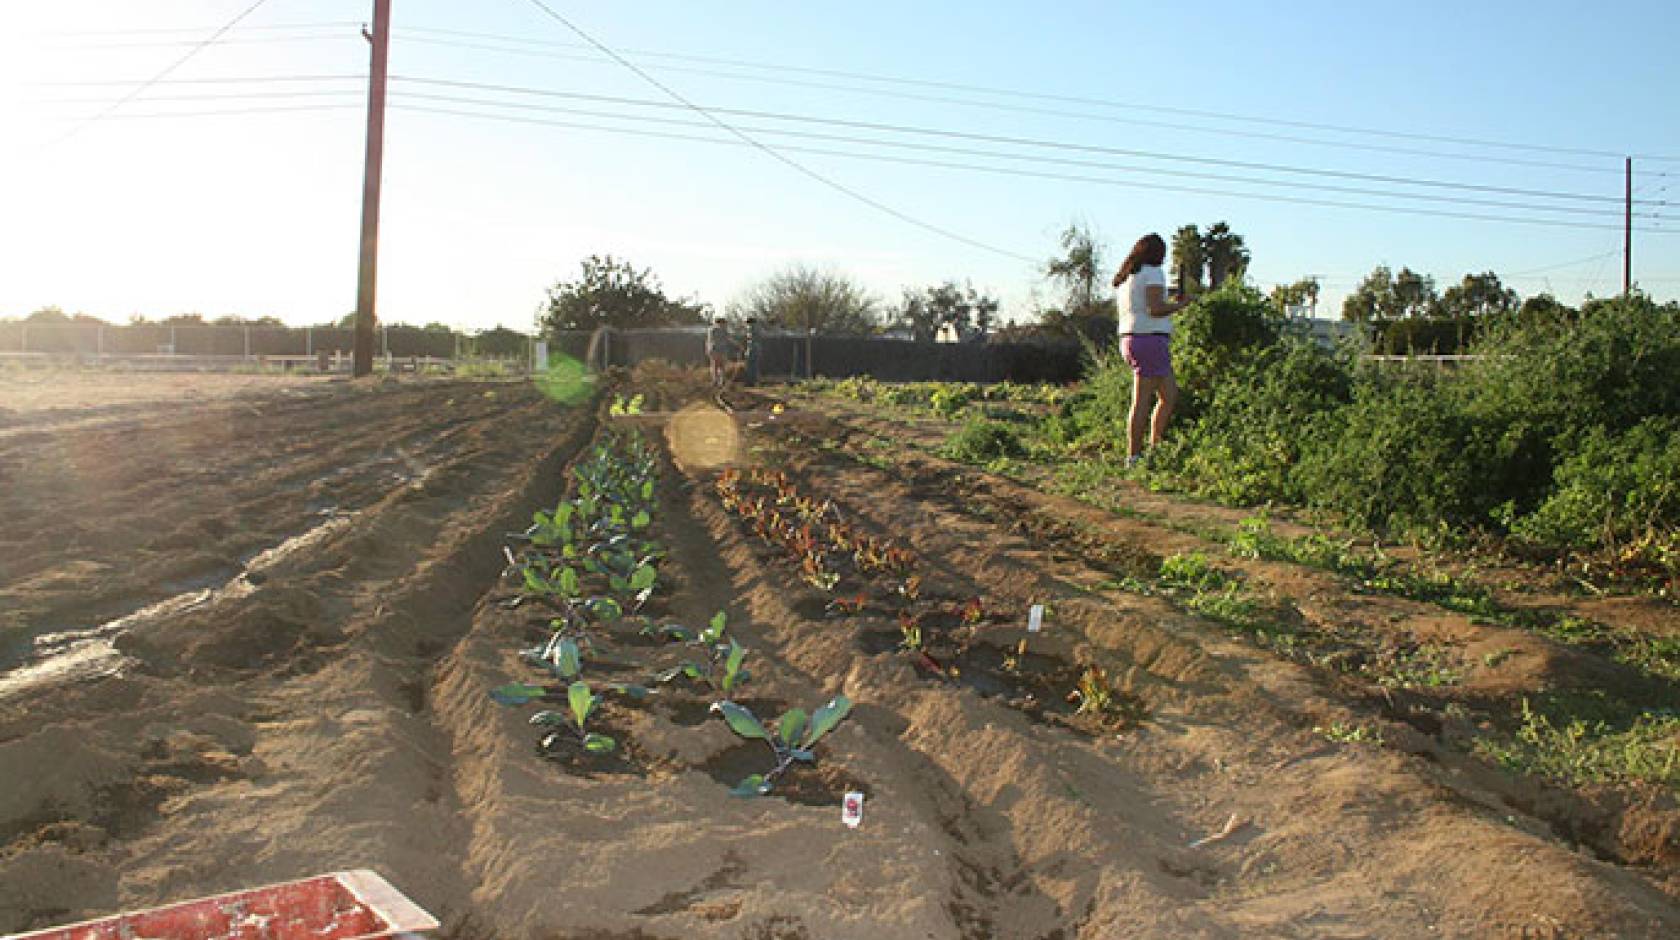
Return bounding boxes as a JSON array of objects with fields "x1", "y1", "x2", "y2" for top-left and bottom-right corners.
[{"x1": 1121, "y1": 334, "x2": 1173, "y2": 378}]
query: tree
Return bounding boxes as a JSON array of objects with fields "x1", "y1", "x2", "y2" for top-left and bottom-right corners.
[
  {"x1": 1342, "y1": 265, "x2": 1436, "y2": 321},
  {"x1": 729, "y1": 264, "x2": 879, "y2": 334},
  {"x1": 540, "y1": 255, "x2": 707, "y2": 335},
  {"x1": 893, "y1": 281, "x2": 999, "y2": 342},
  {"x1": 1170, "y1": 224, "x2": 1206, "y2": 295},
  {"x1": 1270, "y1": 278, "x2": 1321, "y2": 316},
  {"x1": 1039, "y1": 223, "x2": 1114, "y2": 342},
  {"x1": 1392, "y1": 268, "x2": 1437, "y2": 318},
  {"x1": 1202, "y1": 222, "x2": 1251, "y2": 289},
  {"x1": 24, "y1": 306, "x2": 68, "y2": 323},
  {"x1": 1437, "y1": 272, "x2": 1518, "y2": 319}
]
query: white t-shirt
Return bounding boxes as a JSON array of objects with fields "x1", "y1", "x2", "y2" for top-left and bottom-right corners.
[{"x1": 1118, "y1": 264, "x2": 1171, "y2": 335}]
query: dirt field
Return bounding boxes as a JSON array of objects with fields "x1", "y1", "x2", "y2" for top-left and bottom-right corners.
[
  {"x1": 0, "y1": 368, "x2": 333, "y2": 415},
  {"x1": 1, "y1": 368, "x2": 1675, "y2": 938}
]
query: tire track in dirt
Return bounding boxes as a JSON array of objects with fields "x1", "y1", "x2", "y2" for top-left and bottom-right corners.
[
  {"x1": 0, "y1": 382, "x2": 596, "y2": 934},
  {"x1": 722, "y1": 400, "x2": 1676, "y2": 937}
]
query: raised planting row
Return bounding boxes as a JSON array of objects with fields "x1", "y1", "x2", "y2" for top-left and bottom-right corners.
[
  {"x1": 714, "y1": 465, "x2": 1143, "y2": 733},
  {"x1": 490, "y1": 423, "x2": 852, "y2": 797}
]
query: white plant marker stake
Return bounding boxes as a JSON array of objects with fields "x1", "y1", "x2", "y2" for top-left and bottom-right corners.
[
  {"x1": 842, "y1": 791, "x2": 864, "y2": 828},
  {"x1": 1027, "y1": 604, "x2": 1045, "y2": 634}
]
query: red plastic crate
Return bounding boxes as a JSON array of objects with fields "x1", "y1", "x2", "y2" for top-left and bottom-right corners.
[{"x1": 5, "y1": 870, "x2": 438, "y2": 940}]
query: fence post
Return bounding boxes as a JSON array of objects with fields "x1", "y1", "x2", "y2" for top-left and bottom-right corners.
[
  {"x1": 243, "y1": 325, "x2": 251, "y2": 360},
  {"x1": 170, "y1": 325, "x2": 177, "y2": 355},
  {"x1": 306, "y1": 327, "x2": 313, "y2": 358},
  {"x1": 19, "y1": 323, "x2": 27, "y2": 353},
  {"x1": 97, "y1": 324, "x2": 104, "y2": 357}
]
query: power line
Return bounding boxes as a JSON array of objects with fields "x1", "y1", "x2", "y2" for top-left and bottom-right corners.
[
  {"x1": 35, "y1": 21, "x2": 361, "y2": 37},
  {"x1": 389, "y1": 29, "x2": 1630, "y2": 177},
  {"x1": 386, "y1": 101, "x2": 1673, "y2": 234},
  {"x1": 512, "y1": 0, "x2": 1037, "y2": 264},
  {"x1": 48, "y1": 103, "x2": 362, "y2": 121},
  {"x1": 397, "y1": 24, "x2": 1679, "y2": 165},
  {"x1": 381, "y1": 90, "x2": 1657, "y2": 221},
  {"x1": 1504, "y1": 250, "x2": 1621, "y2": 277},
  {"x1": 389, "y1": 76, "x2": 1649, "y2": 207},
  {"x1": 43, "y1": 0, "x2": 274, "y2": 148},
  {"x1": 42, "y1": 33, "x2": 359, "y2": 50}
]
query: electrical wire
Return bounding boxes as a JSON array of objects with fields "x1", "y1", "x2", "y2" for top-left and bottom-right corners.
[
  {"x1": 513, "y1": 0, "x2": 1038, "y2": 263},
  {"x1": 389, "y1": 30, "x2": 1631, "y2": 177},
  {"x1": 399, "y1": 24, "x2": 1679, "y2": 164},
  {"x1": 388, "y1": 76, "x2": 1649, "y2": 207},
  {"x1": 1504, "y1": 250, "x2": 1621, "y2": 277},
  {"x1": 35, "y1": 21, "x2": 361, "y2": 36},
  {"x1": 382, "y1": 90, "x2": 1657, "y2": 220},
  {"x1": 43, "y1": 0, "x2": 275, "y2": 148},
  {"x1": 386, "y1": 101, "x2": 1672, "y2": 234}
]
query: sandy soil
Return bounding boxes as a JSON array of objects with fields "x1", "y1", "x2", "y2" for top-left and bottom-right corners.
[
  {"x1": 0, "y1": 368, "x2": 333, "y2": 416},
  {"x1": 0, "y1": 368, "x2": 1675, "y2": 938}
]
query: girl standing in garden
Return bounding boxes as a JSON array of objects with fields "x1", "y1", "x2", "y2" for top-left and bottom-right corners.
[{"x1": 1112, "y1": 232, "x2": 1190, "y2": 467}]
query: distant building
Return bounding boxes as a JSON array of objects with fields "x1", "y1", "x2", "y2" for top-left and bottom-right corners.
[{"x1": 1282, "y1": 307, "x2": 1367, "y2": 349}]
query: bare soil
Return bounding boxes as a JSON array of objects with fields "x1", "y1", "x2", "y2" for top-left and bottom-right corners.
[{"x1": 1, "y1": 368, "x2": 1676, "y2": 939}]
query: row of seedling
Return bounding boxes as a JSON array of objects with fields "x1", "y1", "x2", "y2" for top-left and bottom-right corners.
[
  {"x1": 492, "y1": 424, "x2": 851, "y2": 797},
  {"x1": 714, "y1": 465, "x2": 1125, "y2": 723}
]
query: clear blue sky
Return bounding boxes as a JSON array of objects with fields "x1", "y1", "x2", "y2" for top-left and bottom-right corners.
[{"x1": 1, "y1": 0, "x2": 1675, "y2": 330}]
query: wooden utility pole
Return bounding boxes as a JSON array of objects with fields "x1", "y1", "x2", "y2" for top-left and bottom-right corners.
[
  {"x1": 352, "y1": 0, "x2": 392, "y2": 377},
  {"x1": 1623, "y1": 157, "x2": 1633, "y2": 297}
]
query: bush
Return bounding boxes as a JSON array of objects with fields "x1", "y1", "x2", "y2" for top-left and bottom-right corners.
[
  {"x1": 1171, "y1": 280, "x2": 1283, "y2": 417},
  {"x1": 941, "y1": 420, "x2": 1026, "y2": 463},
  {"x1": 1294, "y1": 373, "x2": 1504, "y2": 534},
  {"x1": 1513, "y1": 417, "x2": 1680, "y2": 550},
  {"x1": 1148, "y1": 340, "x2": 1354, "y2": 505},
  {"x1": 1455, "y1": 295, "x2": 1680, "y2": 522}
]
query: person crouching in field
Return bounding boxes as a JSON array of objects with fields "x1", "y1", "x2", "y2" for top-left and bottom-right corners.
[
  {"x1": 1112, "y1": 232, "x2": 1190, "y2": 468},
  {"x1": 705, "y1": 317, "x2": 732, "y2": 389}
]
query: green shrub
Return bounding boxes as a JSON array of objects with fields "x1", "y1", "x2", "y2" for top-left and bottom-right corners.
[
  {"x1": 1171, "y1": 280, "x2": 1284, "y2": 417},
  {"x1": 1294, "y1": 372, "x2": 1503, "y2": 534},
  {"x1": 941, "y1": 419, "x2": 1026, "y2": 463},
  {"x1": 1513, "y1": 417, "x2": 1680, "y2": 550},
  {"x1": 1148, "y1": 340, "x2": 1354, "y2": 505}
]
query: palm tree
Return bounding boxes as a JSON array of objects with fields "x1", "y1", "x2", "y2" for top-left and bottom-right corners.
[
  {"x1": 1203, "y1": 222, "x2": 1251, "y2": 289},
  {"x1": 1170, "y1": 225, "x2": 1206, "y2": 295}
]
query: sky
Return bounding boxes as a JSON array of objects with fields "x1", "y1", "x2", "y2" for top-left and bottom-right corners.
[{"x1": 0, "y1": 0, "x2": 1676, "y2": 332}]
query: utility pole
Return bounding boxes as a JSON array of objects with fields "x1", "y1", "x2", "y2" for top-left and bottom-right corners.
[
  {"x1": 1623, "y1": 157, "x2": 1633, "y2": 297},
  {"x1": 352, "y1": 0, "x2": 392, "y2": 377}
]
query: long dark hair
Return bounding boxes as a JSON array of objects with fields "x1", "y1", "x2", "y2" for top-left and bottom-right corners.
[{"x1": 1114, "y1": 233, "x2": 1167, "y2": 285}]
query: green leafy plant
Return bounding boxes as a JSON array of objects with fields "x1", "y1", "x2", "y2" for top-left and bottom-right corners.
[
  {"x1": 532, "y1": 681, "x2": 617, "y2": 754},
  {"x1": 711, "y1": 695, "x2": 853, "y2": 796},
  {"x1": 658, "y1": 636, "x2": 749, "y2": 696}
]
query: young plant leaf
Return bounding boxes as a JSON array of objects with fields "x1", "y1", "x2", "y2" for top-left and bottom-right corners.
[
  {"x1": 702, "y1": 611, "x2": 727, "y2": 644},
  {"x1": 605, "y1": 682, "x2": 652, "y2": 700},
  {"x1": 629, "y1": 563, "x2": 657, "y2": 593},
  {"x1": 553, "y1": 639, "x2": 581, "y2": 679},
  {"x1": 529, "y1": 710, "x2": 569, "y2": 727},
  {"x1": 558, "y1": 567, "x2": 580, "y2": 596},
  {"x1": 640, "y1": 479, "x2": 655, "y2": 501},
  {"x1": 804, "y1": 695, "x2": 853, "y2": 747},
  {"x1": 582, "y1": 733, "x2": 617, "y2": 754},
  {"x1": 522, "y1": 568, "x2": 552, "y2": 595},
  {"x1": 778, "y1": 708, "x2": 809, "y2": 747},
  {"x1": 721, "y1": 639, "x2": 747, "y2": 695},
  {"x1": 567, "y1": 681, "x2": 596, "y2": 728},
  {"x1": 712, "y1": 700, "x2": 769, "y2": 740},
  {"x1": 583, "y1": 597, "x2": 623, "y2": 621},
  {"x1": 631, "y1": 509, "x2": 651, "y2": 530},
  {"x1": 729, "y1": 774, "x2": 771, "y2": 798},
  {"x1": 490, "y1": 683, "x2": 547, "y2": 706}
]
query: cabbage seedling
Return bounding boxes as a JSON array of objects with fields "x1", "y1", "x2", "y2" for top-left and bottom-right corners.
[
  {"x1": 532, "y1": 681, "x2": 616, "y2": 754},
  {"x1": 658, "y1": 636, "x2": 748, "y2": 695},
  {"x1": 710, "y1": 695, "x2": 853, "y2": 796}
]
